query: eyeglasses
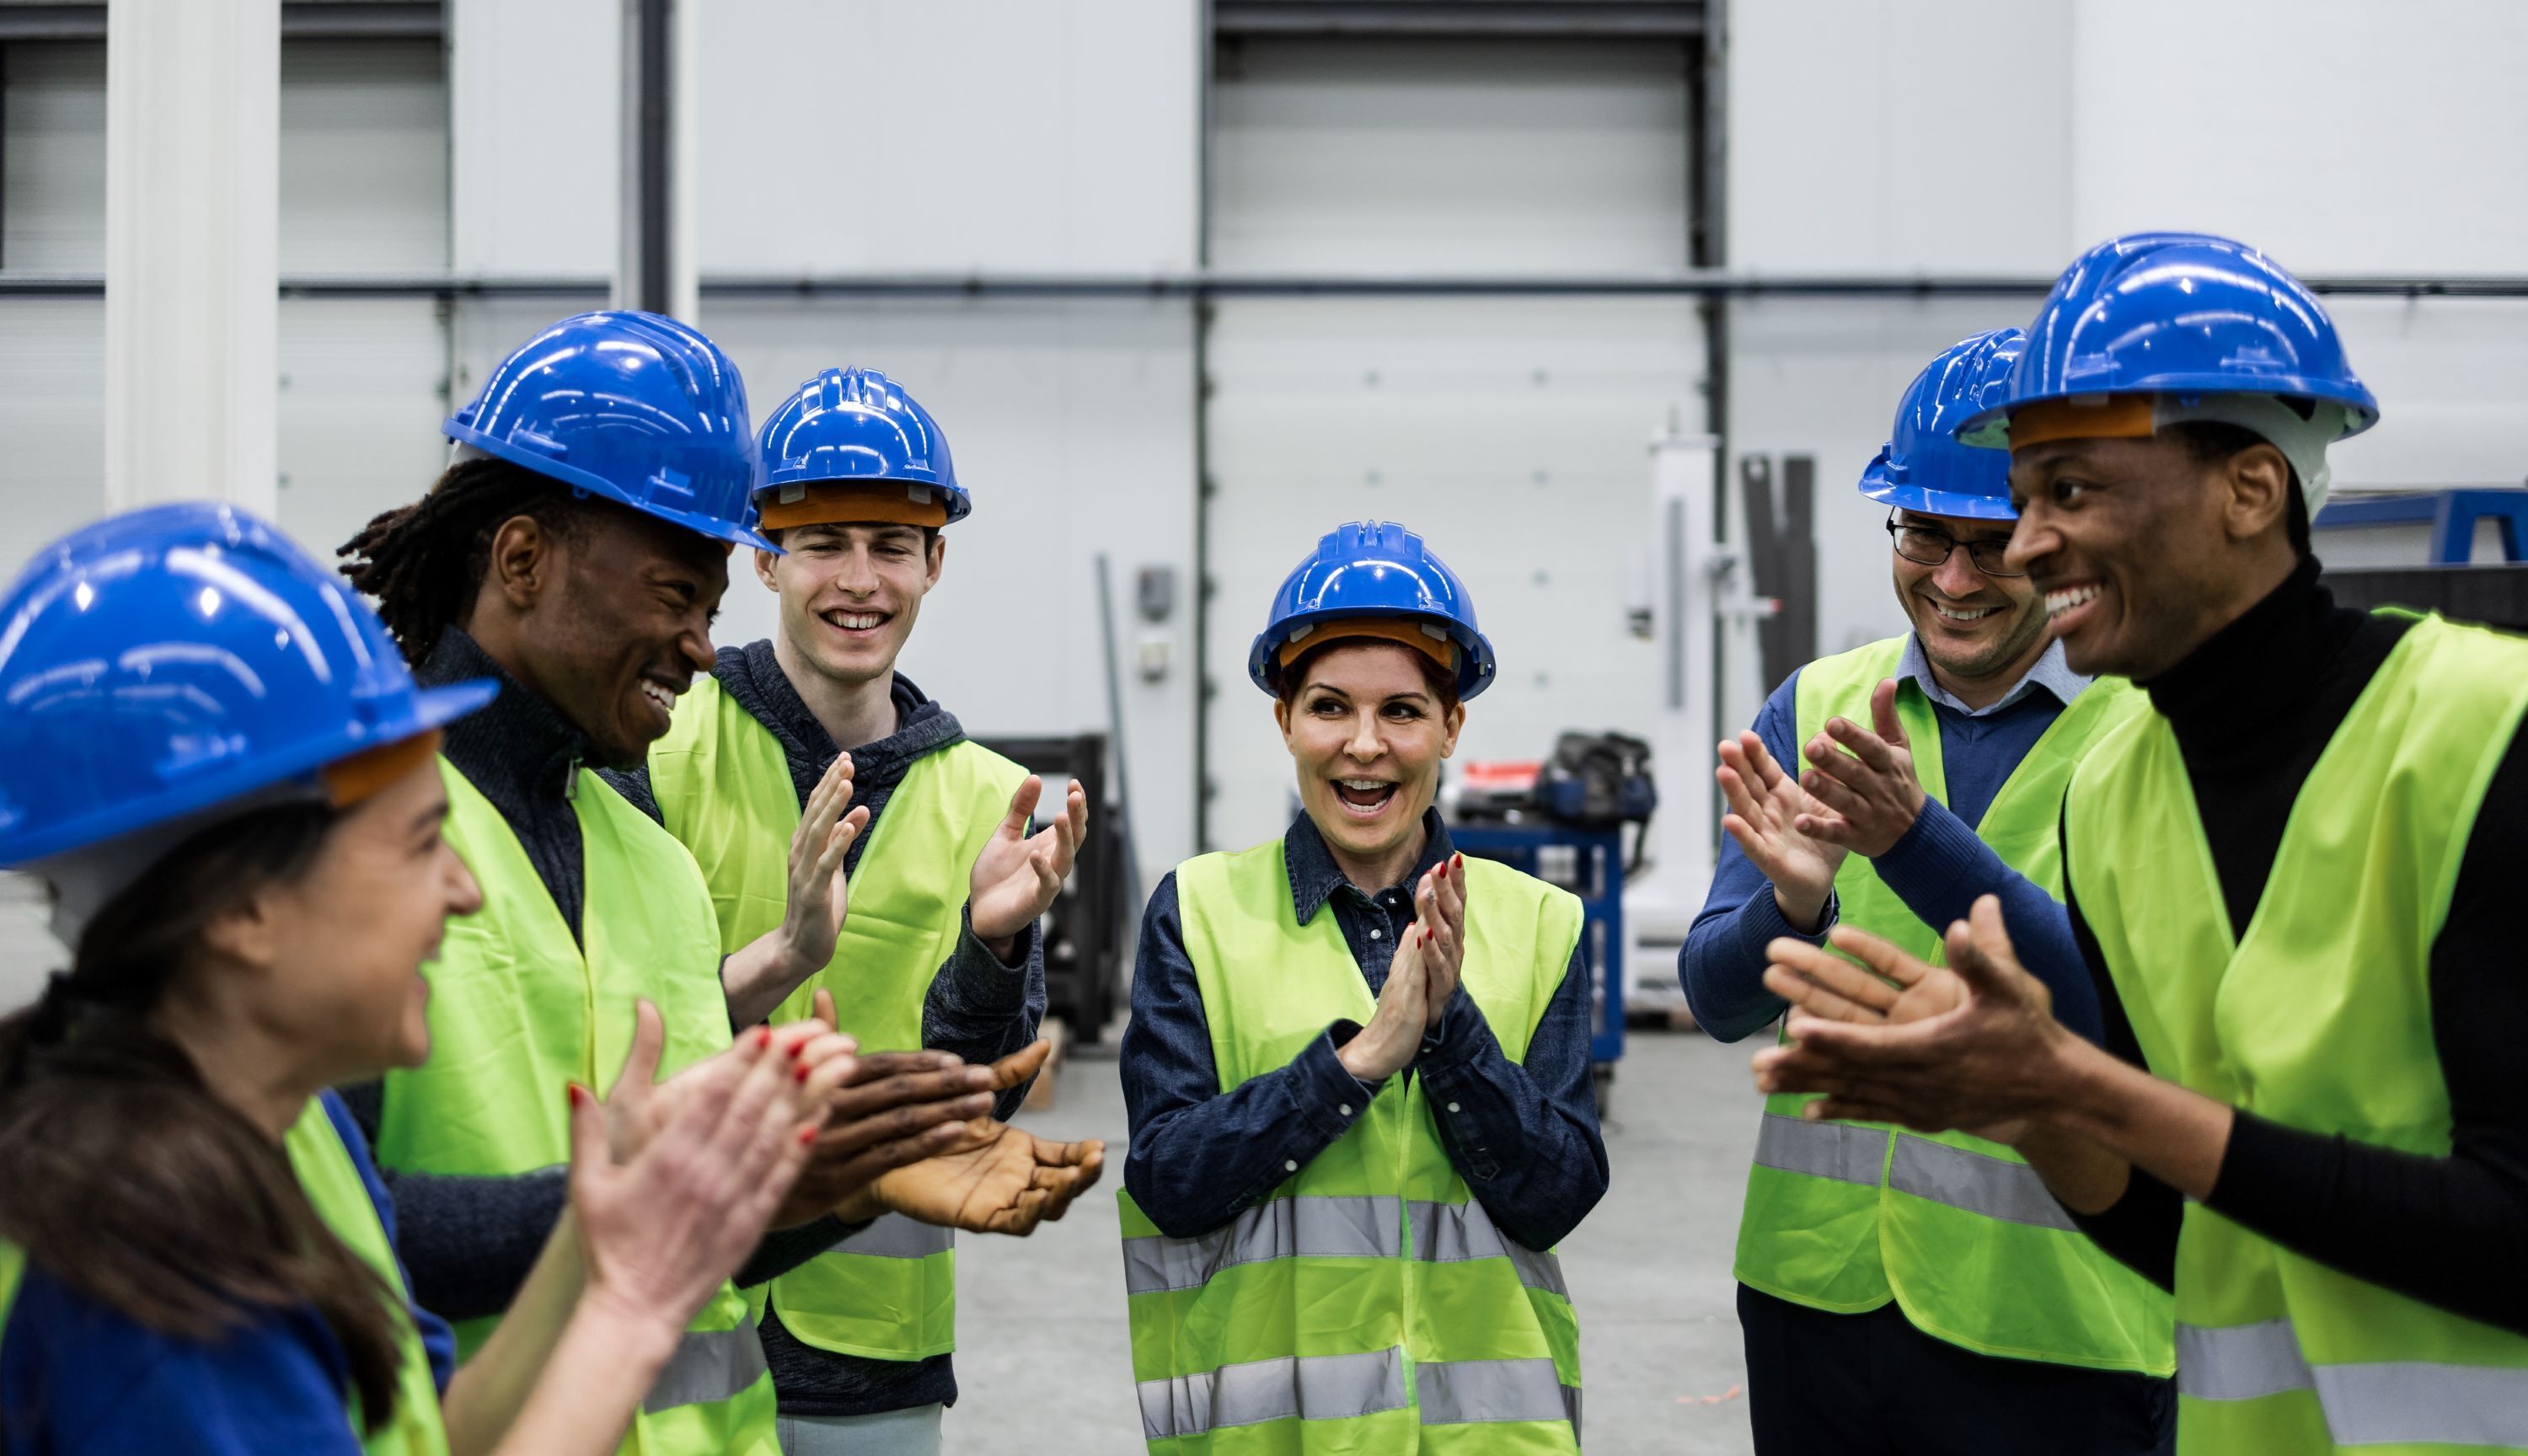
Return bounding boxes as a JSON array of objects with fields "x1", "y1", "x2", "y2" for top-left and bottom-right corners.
[{"x1": 1885, "y1": 512, "x2": 2024, "y2": 578}]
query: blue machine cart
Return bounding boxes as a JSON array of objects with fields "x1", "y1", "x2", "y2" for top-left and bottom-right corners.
[{"x1": 1447, "y1": 822, "x2": 1625, "y2": 1114}]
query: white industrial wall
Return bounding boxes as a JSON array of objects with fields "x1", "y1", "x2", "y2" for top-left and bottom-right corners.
[
  {"x1": 1727, "y1": 0, "x2": 2528, "y2": 659},
  {"x1": 1203, "y1": 36, "x2": 1705, "y2": 848},
  {"x1": 0, "y1": 2, "x2": 1208, "y2": 895},
  {"x1": 685, "y1": 0, "x2": 1202, "y2": 876},
  {"x1": 5, "y1": 0, "x2": 2526, "y2": 938}
]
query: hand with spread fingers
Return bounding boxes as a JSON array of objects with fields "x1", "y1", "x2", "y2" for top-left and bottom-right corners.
[
  {"x1": 1751, "y1": 895, "x2": 2069, "y2": 1135},
  {"x1": 1759, "y1": 919, "x2": 2031, "y2": 1143},
  {"x1": 723, "y1": 753, "x2": 875, "y2": 1025},
  {"x1": 1716, "y1": 729, "x2": 1847, "y2": 931},
  {"x1": 846, "y1": 1121, "x2": 1106, "y2": 1237},
  {"x1": 776, "y1": 752, "x2": 873, "y2": 974},
  {"x1": 570, "y1": 1006, "x2": 849, "y2": 1325},
  {"x1": 970, "y1": 774, "x2": 1090, "y2": 963},
  {"x1": 597, "y1": 999, "x2": 862, "y2": 1166},
  {"x1": 768, "y1": 989, "x2": 1015, "y2": 1228},
  {"x1": 1795, "y1": 677, "x2": 1930, "y2": 858},
  {"x1": 821, "y1": 1036, "x2": 1104, "y2": 1236}
]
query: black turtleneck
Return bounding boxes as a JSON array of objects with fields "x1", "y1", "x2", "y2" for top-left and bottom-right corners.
[
  {"x1": 2062, "y1": 558, "x2": 2528, "y2": 1336},
  {"x1": 419, "y1": 626, "x2": 593, "y2": 943}
]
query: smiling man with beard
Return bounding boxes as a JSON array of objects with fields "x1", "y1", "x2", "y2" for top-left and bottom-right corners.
[
  {"x1": 1681, "y1": 329, "x2": 2174, "y2": 1455},
  {"x1": 1754, "y1": 233, "x2": 2528, "y2": 1456}
]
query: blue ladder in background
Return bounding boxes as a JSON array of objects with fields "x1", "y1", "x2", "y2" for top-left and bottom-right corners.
[{"x1": 2314, "y1": 488, "x2": 2528, "y2": 564}]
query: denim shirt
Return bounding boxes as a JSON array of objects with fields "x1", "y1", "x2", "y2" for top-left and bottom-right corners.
[{"x1": 1120, "y1": 810, "x2": 1609, "y2": 1253}]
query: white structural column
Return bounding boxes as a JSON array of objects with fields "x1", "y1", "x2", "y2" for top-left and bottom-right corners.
[
  {"x1": 616, "y1": 0, "x2": 694, "y2": 319},
  {"x1": 103, "y1": 0, "x2": 280, "y2": 514}
]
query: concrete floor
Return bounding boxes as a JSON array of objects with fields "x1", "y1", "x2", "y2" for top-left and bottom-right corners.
[
  {"x1": 0, "y1": 881, "x2": 1762, "y2": 1453},
  {"x1": 950, "y1": 1030, "x2": 1760, "y2": 1456}
]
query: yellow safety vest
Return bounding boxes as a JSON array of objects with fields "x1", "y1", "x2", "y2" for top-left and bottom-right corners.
[
  {"x1": 2067, "y1": 613, "x2": 2528, "y2": 1453},
  {"x1": 1733, "y1": 636, "x2": 2174, "y2": 1373},
  {"x1": 0, "y1": 1099, "x2": 452, "y2": 1456},
  {"x1": 646, "y1": 677, "x2": 1026, "y2": 1361},
  {"x1": 373, "y1": 758, "x2": 777, "y2": 1455},
  {"x1": 1120, "y1": 838, "x2": 1587, "y2": 1453},
  {"x1": 284, "y1": 1098, "x2": 453, "y2": 1456}
]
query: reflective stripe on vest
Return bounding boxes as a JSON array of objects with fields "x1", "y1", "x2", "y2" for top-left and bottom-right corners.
[
  {"x1": 1119, "y1": 1196, "x2": 1566, "y2": 1303},
  {"x1": 833, "y1": 1213, "x2": 956, "y2": 1262},
  {"x1": 1755, "y1": 1114, "x2": 2078, "y2": 1232},
  {"x1": 375, "y1": 760, "x2": 777, "y2": 1454},
  {"x1": 648, "y1": 679, "x2": 1025, "y2": 1362},
  {"x1": 1135, "y1": 1349, "x2": 1581, "y2": 1442},
  {"x1": 1410, "y1": 1200, "x2": 1571, "y2": 1299},
  {"x1": 1417, "y1": 1358, "x2": 1582, "y2": 1430},
  {"x1": 2068, "y1": 615, "x2": 2528, "y2": 1454},
  {"x1": 2181, "y1": 1319, "x2": 2528, "y2": 1448},
  {"x1": 1122, "y1": 1194, "x2": 1405, "y2": 1294},
  {"x1": 1138, "y1": 1347, "x2": 1411, "y2": 1441},
  {"x1": 645, "y1": 1321, "x2": 774, "y2": 1415},
  {"x1": 1121, "y1": 838, "x2": 1586, "y2": 1453},
  {"x1": 283, "y1": 1100, "x2": 453, "y2": 1456},
  {"x1": 1734, "y1": 637, "x2": 2172, "y2": 1375}
]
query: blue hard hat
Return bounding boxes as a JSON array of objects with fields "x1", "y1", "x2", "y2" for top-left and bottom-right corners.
[
  {"x1": 757, "y1": 367, "x2": 968, "y2": 526},
  {"x1": 1858, "y1": 329, "x2": 2026, "y2": 521},
  {"x1": 445, "y1": 310, "x2": 775, "y2": 552},
  {"x1": 0, "y1": 503, "x2": 495, "y2": 867},
  {"x1": 1958, "y1": 232, "x2": 2379, "y2": 448},
  {"x1": 1248, "y1": 522, "x2": 1497, "y2": 700}
]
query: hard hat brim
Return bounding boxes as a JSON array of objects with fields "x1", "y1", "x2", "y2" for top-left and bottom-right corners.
[
  {"x1": 0, "y1": 678, "x2": 496, "y2": 868},
  {"x1": 444, "y1": 420, "x2": 782, "y2": 554}
]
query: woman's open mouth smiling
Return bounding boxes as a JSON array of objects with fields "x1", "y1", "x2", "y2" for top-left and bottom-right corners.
[{"x1": 1332, "y1": 778, "x2": 1399, "y2": 817}]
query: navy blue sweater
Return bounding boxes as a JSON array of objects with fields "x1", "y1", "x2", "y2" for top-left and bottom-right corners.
[{"x1": 1677, "y1": 648, "x2": 2103, "y2": 1046}]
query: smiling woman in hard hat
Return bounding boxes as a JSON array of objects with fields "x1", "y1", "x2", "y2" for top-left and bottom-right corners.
[
  {"x1": 0, "y1": 502, "x2": 859, "y2": 1455},
  {"x1": 1117, "y1": 522, "x2": 1607, "y2": 1453},
  {"x1": 1754, "y1": 233, "x2": 2528, "y2": 1455}
]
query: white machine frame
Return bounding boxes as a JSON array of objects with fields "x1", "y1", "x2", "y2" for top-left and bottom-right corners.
[{"x1": 1624, "y1": 428, "x2": 1773, "y2": 1013}]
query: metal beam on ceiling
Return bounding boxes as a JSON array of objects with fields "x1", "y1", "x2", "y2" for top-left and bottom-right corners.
[
  {"x1": 1213, "y1": 1, "x2": 1703, "y2": 39},
  {"x1": 8, "y1": 270, "x2": 2528, "y2": 300},
  {"x1": 0, "y1": 2, "x2": 442, "y2": 42}
]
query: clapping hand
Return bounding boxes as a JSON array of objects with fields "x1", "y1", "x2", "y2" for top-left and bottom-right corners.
[
  {"x1": 1716, "y1": 730, "x2": 1845, "y2": 930},
  {"x1": 568, "y1": 1007, "x2": 854, "y2": 1328},
  {"x1": 969, "y1": 776, "x2": 1090, "y2": 962},
  {"x1": 774, "y1": 754, "x2": 874, "y2": 982},
  {"x1": 1794, "y1": 678, "x2": 1930, "y2": 858},
  {"x1": 1752, "y1": 896, "x2": 2063, "y2": 1140}
]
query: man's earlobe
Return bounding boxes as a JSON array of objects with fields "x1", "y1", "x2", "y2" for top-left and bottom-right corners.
[{"x1": 490, "y1": 517, "x2": 548, "y2": 609}]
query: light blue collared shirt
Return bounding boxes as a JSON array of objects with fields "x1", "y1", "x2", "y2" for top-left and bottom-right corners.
[{"x1": 1893, "y1": 634, "x2": 2091, "y2": 717}]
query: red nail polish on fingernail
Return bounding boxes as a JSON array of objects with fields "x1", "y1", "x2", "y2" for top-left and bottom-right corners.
[
  {"x1": 794, "y1": 1063, "x2": 811, "y2": 1083},
  {"x1": 567, "y1": 1084, "x2": 586, "y2": 1108},
  {"x1": 798, "y1": 1125, "x2": 817, "y2": 1146},
  {"x1": 756, "y1": 1027, "x2": 773, "y2": 1050},
  {"x1": 789, "y1": 1040, "x2": 806, "y2": 1059}
]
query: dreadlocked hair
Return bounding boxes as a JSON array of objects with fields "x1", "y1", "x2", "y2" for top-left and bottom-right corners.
[{"x1": 338, "y1": 457, "x2": 597, "y2": 665}]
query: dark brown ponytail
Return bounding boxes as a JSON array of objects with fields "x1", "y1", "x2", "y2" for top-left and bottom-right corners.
[{"x1": 0, "y1": 803, "x2": 407, "y2": 1432}]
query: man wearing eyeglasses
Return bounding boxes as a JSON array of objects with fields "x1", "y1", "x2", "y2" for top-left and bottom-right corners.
[{"x1": 1680, "y1": 331, "x2": 2176, "y2": 1455}]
